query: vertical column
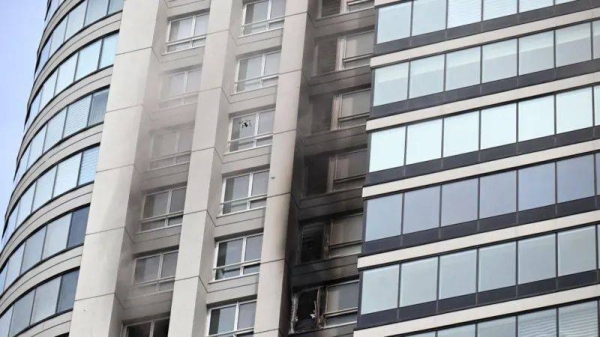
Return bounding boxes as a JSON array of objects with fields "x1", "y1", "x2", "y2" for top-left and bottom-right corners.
[
  {"x1": 167, "y1": 1, "x2": 236, "y2": 336},
  {"x1": 69, "y1": 0, "x2": 163, "y2": 336},
  {"x1": 253, "y1": 2, "x2": 310, "y2": 336}
]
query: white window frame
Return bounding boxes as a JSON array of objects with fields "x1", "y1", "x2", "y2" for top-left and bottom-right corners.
[
  {"x1": 149, "y1": 128, "x2": 193, "y2": 170},
  {"x1": 234, "y1": 51, "x2": 280, "y2": 93},
  {"x1": 207, "y1": 300, "x2": 256, "y2": 337},
  {"x1": 220, "y1": 170, "x2": 269, "y2": 215},
  {"x1": 165, "y1": 13, "x2": 209, "y2": 53},
  {"x1": 241, "y1": 0, "x2": 285, "y2": 36},
  {"x1": 140, "y1": 187, "x2": 186, "y2": 232},
  {"x1": 327, "y1": 149, "x2": 367, "y2": 192},
  {"x1": 328, "y1": 213, "x2": 363, "y2": 257},
  {"x1": 159, "y1": 68, "x2": 202, "y2": 108},
  {"x1": 123, "y1": 317, "x2": 170, "y2": 337},
  {"x1": 331, "y1": 88, "x2": 370, "y2": 130},
  {"x1": 132, "y1": 250, "x2": 178, "y2": 296},
  {"x1": 318, "y1": 0, "x2": 374, "y2": 18},
  {"x1": 228, "y1": 110, "x2": 274, "y2": 153},
  {"x1": 323, "y1": 280, "x2": 359, "y2": 327},
  {"x1": 336, "y1": 31, "x2": 373, "y2": 70},
  {"x1": 212, "y1": 233, "x2": 263, "y2": 281}
]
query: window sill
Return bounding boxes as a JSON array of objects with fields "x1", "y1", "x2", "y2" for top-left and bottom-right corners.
[
  {"x1": 209, "y1": 271, "x2": 260, "y2": 284},
  {"x1": 239, "y1": 26, "x2": 284, "y2": 38},
  {"x1": 232, "y1": 83, "x2": 278, "y2": 95},
  {"x1": 162, "y1": 44, "x2": 204, "y2": 56},
  {"x1": 218, "y1": 206, "x2": 267, "y2": 218},
  {"x1": 225, "y1": 143, "x2": 272, "y2": 156}
]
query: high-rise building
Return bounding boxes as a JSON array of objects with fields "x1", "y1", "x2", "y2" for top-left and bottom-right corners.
[
  {"x1": 1, "y1": 0, "x2": 375, "y2": 336},
  {"x1": 360, "y1": 0, "x2": 600, "y2": 336}
]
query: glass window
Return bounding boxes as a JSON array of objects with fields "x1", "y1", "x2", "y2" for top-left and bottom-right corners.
[
  {"x1": 443, "y1": 111, "x2": 479, "y2": 157},
  {"x1": 406, "y1": 119, "x2": 442, "y2": 164},
  {"x1": 556, "y1": 87, "x2": 593, "y2": 134},
  {"x1": 439, "y1": 250, "x2": 476, "y2": 299},
  {"x1": 9, "y1": 291, "x2": 34, "y2": 336},
  {"x1": 478, "y1": 317, "x2": 516, "y2": 337},
  {"x1": 448, "y1": 0, "x2": 481, "y2": 28},
  {"x1": 361, "y1": 265, "x2": 399, "y2": 314},
  {"x1": 67, "y1": 207, "x2": 89, "y2": 247},
  {"x1": 594, "y1": 21, "x2": 600, "y2": 59},
  {"x1": 40, "y1": 72, "x2": 57, "y2": 108},
  {"x1": 330, "y1": 214, "x2": 363, "y2": 257},
  {"x1": 518, "y1": 309, "x2": 556, "y2": 337},
  {"x1": 237, "y1": 302, "x2": 256, "y2": 331},
  {"x1": 377, "y1": 3, "x2": 411, "y2": 43},
  {"x1": 557, "y1": 155, "x2": 595, "y2": 203},
  {"x1": 446, "y1": 47, "x2": 481, "y2": 91},
  {"x1": 54, "y1": 154, "x2": 82, "y2": 196},
  {"x1": 412, "y1": 0, "x2": 446, "y2": 36},
  {"x1": 43, "y1": 214, "x2": 71, "y2": 259},
  {"x1": 85, "y1": 0, "x2": 109, "y2": 24},
  {"x1": 79, "y1": 147, "x2": 99, "y2": 184},
  {"x1": 31, "y1": 277, "x2": 60, "y2": 323},
  {"x1": 518, "y1": 163, "x2": 555, "y2": 211},
  {"x1": 369, "y1": 127, "x2": 405, "y2": 172},
  {"x1": 409, "y1": 55, "x2": 445, "y2": 98},
  {"x1": 403, "y1": 186, "x2": 440, "y2": 234},
  {"x1": 340, "y1": 89, "x2": 370, "y2": 122},
  {"x1": 518, "y1": 96, "x2": 554, "y2": 141},
  {"x1": 134, "y1": 255, "x2": 160, "y2": 283},
  {"x1": 21, "y1": 227, "x2": 46, "y2": 272},
  {"x1": 55, "y1": 54, "x2": 77, "y2": 93},
  {"x1": 365, "y1": 194, "x2": 402, "y2": 241},
  {"x1": 88, "y1": 90, "x2": 108, "y2": 125},
  {"x1": 481, "y1": 104, "x2": 517, "y2": 149},
  {"x1": 478, "y1": 242, "x2": 516, "y2": 291},
  {"x1": 518, "y1": 234, "x2": 556, "y2": 284},
  {"x1": 64, "y1": 95, "x2": 91, "y2": 137},
  {"x1": 18, "y1": 186, "x2": 35, "y2": 224},
  {"x1": 143, "y1": 191, "x2": 168, "y2": 218},
  {"x1": 439, "y1": 325, "x2": 476, "y2": 337},
  {"x1": 326, "y1": 281, "x2": 359, "y2": 314},
  {"x1": 75, "y1": 40, "x2": 101, "y2": 80},
  {"x1": 100, "y1": 34, "x2": 119, "y2": 68},
  {"x1": 50, "y1": 20, "x2": 66, "y2": 54},
  {"x1": 222, "y1": 171, "x2": 269, "y2": 214},
  {"x1": 479, "y1": 171, "x2": 517, "y2": 218},
  {"x1": 342, "y1": 31, "x2": 374, "y2": 68},
  {"x1": 5, "y1": 246, "x2": 24, "y2": 288},
  {"x1": 169, "y1": 17, "x2": 193, "y2": 42},
  {"x1": 559, "y1": 301, "x2": 598, "y2": 337},
  {"x1": 482, "y1": 39, "x2": 517, "y2": 83},
  {"x1": 57, "y1": 270, "x2": 79, "y2": 312},
  {"x1": 556, "y1": 23, "x2": 592, "y2": 67},
  {"x1": 373, "y1": 63, "x2": 408, "y2": 106},
  {"x1": 519, "y1": 31, "x2": 554, "y2": 75},
  {"x1": 483, "y1": 0, "x2": 516, "y2": 20},
  {"x1": 558, "y1": 226, "x2": 596, "y2": 276},
  {"x1": 230, "y1": 110, "x2": 274, "y2": 152},
  {"x1": 28, "y1": 129, "x2": 46, "y2": 166},
  {"x1": 0, "y1": 308, "x2": 12, "y2": 337},
  {"x1": 215, "y1": 237, "x2": 249, "y2": 280},
  {"x1": 208, "y1": 305, "x2": 236, "y2": 335},
  {"x1": 441, "y1": 178, "x2": 478, "y2": 226},
  {"x1": 65, "y1": 2, "x2": 86, "y2": 38},
  {"x1": 44, "y1": 110, "x2": 66, "y2": 152},
  {"x1": 33, "y1": 167, "x2": 56, "y2": 209},
  {"x1": 400, "y1": 258, "x2": 438, "y2": 307}
]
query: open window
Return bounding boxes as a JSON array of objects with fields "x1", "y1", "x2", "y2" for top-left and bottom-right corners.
[
  {"x1": 290, "y1": 280, "x2": 359, "y2": 333},
  {"x1": 299, "y1": 213, "x2": 363, "y2": 263}
]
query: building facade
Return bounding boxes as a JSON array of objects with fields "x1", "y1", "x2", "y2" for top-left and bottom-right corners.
[
  {"x1": 360, "y1": 0, "x2": 600, "y2": 336},
  {"x1": 1, "y1": 0, "x2": 373, "y2": 336}
]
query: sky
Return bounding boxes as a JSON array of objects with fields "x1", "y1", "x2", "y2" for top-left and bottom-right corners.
[{"x1": 0, "y1": 0, "x2": 45, "y2": 217}]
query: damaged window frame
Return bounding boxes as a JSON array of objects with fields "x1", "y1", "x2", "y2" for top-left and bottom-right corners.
[
  {"x1": 298, "y1": 213, "x2": 363, "y2": 264},
  {"x1": 290, "y1": 279, "x2": 359, "y2": 333}
]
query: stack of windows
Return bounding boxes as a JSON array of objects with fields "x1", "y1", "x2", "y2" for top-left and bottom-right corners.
[
  {"x1": 0, "y1": 270, "x2": 79, "y2": 337},
  {"x1": 0, "y1": 207, "x2": 88, "y2": 294},
  {"x1": 15, "y1": 89, "x2": 108, "y2": 184},
  {"x1": 3, "y1": 146, "x2": 99, "y2": 249},
  {"x1": 28, "y1": 33, "x2": 119, "y2": 128},
  {"x1": 37, "y1": 0, "x2": 124, "y2": 75}
]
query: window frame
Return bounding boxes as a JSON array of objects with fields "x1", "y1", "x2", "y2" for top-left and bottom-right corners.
[
  {"x1": 123, "y1": 317, "x2": 170, "y2": 337},
  {"x1": 328, "y1": 149, "x2": 367, "y2": 192},
  {"x1": 228, "y1": 110, "x2": 274, "y2": 153},
  {"x1": 323, "y1": 280, "x2": 359, "y2": 327},
  {"x1": 241, "y1": 0, "x2": 285, "y2": 36},
  {"x1": 132, "y1": 250, "x2": 178, "y2": 296},
  {"x1": 158, "y1": 68, "x2": 202, "y2": 108},
  {"x1": 221, "y1": 170, "x2": 269, "y2": 215},
  {"x1": 318, "y1": 0, "x2": 374, "y2": 18},
  {"x1": 140, "y1": 186, "x2": 186, "y2": 232},
  {"x1": 165, "y1": 13, "x2": 209, "y2": 53},
  {"x1": 234, "y1": 51, "x2": 281, "y2": 92},
  {"x1": 212, "y1": 233, "x2": 263, "y2": 281},
  {"x1": 331, "y1": 88, "x2": 370, "y2": 130},
  {"x1": 206, "y1": 300, "x2": 256, "y2": 337},
  {"x1": 337, "y1": 31, "x2": 374, "y2": 70},
  {"x1": 148, "y1": 127, "x2": 193, "y2": 170}
]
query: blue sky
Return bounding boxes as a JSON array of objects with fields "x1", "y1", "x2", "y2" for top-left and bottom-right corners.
[{"x1": 0, "y1": 1, "x2": 44, "y2": 218}]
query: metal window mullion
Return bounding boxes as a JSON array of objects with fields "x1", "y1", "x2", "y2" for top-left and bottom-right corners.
[
  {"x1": 267, "y1": 0, "x2": 273, "y2": 20},
  {"x1": 234, "y1": 302, "x2": 241, "y2": 332},
  {"x1": 190, "y1": 15, "x2": 197, "y2": 40},
  {"x1": 247, "y1": 173, "x2": 255, "y2": 209}
]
